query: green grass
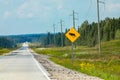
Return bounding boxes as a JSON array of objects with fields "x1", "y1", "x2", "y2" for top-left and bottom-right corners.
[
  {"x1": 33, "y1": 40, "x2": 120, "y2": 80},
  {"x1": 0, "y1": 48, "x2": 13, "y2": 55}
]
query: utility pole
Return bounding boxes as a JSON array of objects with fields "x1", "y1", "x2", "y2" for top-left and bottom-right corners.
[
  {"x1": 53, "y1": 24, "x2": 56, "y2": 46},
  {"x1": 97, "y1": 0, "x2": 105, "y2": 54},
  {"x1": 72, "y1": 10, "x2": 75, "y2": 63},
  {"x1": 60, "y1": 19, "x2": 64, "y2": 47},
  {"x1": 97, "y1": 0, "x2": 101, "y2": 54},
  {"x1": 72, "y1": 10, "x2": 79, "y2": 28},
  {"x1": 73, "y1": 10, "x2": 76, "y2": 28},
  {"x1": 71, "y1": 10, "x2": 78, "y2": 63}
]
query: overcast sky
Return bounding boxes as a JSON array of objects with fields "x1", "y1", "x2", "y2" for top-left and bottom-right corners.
[{"x1": 0, "y1": 0, "x2": 120, "y2": 35}]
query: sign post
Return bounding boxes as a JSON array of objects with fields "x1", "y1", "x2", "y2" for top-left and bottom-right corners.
[
  {"x1": 71, "y1": 43, "x2": 74, "y2": 63},
  {"x1": 65, "y1": 27, "x2": 80, "y2": 63}
]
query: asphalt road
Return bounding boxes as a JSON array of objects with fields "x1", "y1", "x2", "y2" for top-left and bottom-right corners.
[{"x1": 0, "y1": 45, "x2": 51, "y2": 80}]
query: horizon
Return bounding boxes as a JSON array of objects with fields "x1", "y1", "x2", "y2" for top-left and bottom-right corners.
[{"x1": 0, "y1": 16, "x2": 120, "y2": 36}]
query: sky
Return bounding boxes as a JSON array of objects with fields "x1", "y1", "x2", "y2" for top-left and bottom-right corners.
[{"x1": 0, "y1": 0, "x2": 120, "y2": 35}]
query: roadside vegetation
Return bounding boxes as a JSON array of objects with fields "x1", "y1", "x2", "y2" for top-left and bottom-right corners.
[
  {"x1": 0, "y1": 48, "x2": 13, "y2": 55},
  {"x1": 0, "y1": 37, "x2": 18, "y2": 55},
  {"x1": 33, "y1": 40, "x2": 120, "y2": 80}
]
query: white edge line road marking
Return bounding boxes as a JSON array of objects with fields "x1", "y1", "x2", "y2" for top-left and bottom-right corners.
[{"x1": 27, "y1": 49, "x2": 51, "y2": 80}]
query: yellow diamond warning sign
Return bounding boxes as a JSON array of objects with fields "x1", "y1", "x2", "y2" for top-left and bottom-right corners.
[{"x1": 65, "y1": 27, "x2": 80, "y2": 43}]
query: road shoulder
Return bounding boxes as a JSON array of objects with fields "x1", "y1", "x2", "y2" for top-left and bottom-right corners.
[{"x1": 32, "y1": 52, "x2": 103, "y2": 80}]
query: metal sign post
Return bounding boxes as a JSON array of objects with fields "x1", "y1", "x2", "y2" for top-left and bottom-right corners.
[
  {"x1": 65, "y1": 27, "x2": 80, "y2": 63},
  {"x1": 72, "y1": 43, "x2": 74, "y2": 63}
]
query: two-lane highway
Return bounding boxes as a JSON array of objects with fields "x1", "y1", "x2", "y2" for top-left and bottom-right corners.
[{"x1": 0, "y1": 45, "x2": 50, "y2": 80}]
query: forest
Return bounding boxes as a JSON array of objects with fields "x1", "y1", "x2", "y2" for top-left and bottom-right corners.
[
  {"x1": 0, "y1": 17, "x2": 120, "y2": 48},
  {"x1": 0, "y1": 37, "x2": 16, "y2": 48},
  {"x1": 45, "y1": 17, "x2": 120, "y2": 47},
  {"x1": 0, "y1": 34, "x2": 47, "y2": 48}
]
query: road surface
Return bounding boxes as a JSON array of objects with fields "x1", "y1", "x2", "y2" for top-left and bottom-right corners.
[{"x1": 0, "y1": 45, "x2": 50, "y2": 80}]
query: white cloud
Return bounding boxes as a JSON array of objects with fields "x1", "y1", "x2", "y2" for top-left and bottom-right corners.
[
  {"x1": 57, "y1": 4, "x2": 63, "y2": 11},
  {"x1": 1, "y1": 0, "x2": 65, "y2": 20},
  {"x1": 0, "y1": 0, "x2": 11, "y2": 5},
  {"x1": 15, "y1": 0, "x2": 64, "y2": 19},
  {"x1": 101, "y1": 1, "x2": 120, "y2": 18},
  {"x1": 16, "y1": 0, "x2": 41, "y2": 18},
  {"x1": 27, "y1": 13, "x2": 34, "y2": 18},
  {"x1": 16, "y1": 2, "x2": 30, "y2": 18},
  {"x1": 107, "y1": 3, "x2": 120, "y2": 13},
  {"x1": 3, "y1": 11, "x2": 11, "y2": 19}
]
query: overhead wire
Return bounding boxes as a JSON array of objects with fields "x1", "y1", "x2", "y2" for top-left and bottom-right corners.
[
  {"x1": 100, "y1": 0, "x2": 106, "y2": 20},
  {"x1": 85, "y1": 0, "x2": 93, "y2": 20}
]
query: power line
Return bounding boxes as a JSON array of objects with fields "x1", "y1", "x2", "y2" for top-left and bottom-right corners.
[
  {"x1": 100, "y1": 0, "x2": 106, "y2": 20},
  {"x1": 85, "y1": 0, "x2": 93, "y2": 18}
]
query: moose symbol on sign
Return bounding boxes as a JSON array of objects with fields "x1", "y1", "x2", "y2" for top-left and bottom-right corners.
[{"x1": 69, "y1": 33, "x2": 76, "y2": 37}]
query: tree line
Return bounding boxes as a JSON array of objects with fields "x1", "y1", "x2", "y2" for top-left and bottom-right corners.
[
  {"x1": 0, "y1": 37, "x2": 16, "y2": 48},
  {"x1": 0, "y1": 17, "x2": 119, "y2": 48},
  {"x1": 0, "y1": 34, "x2": 47, "y2": 48},
  {"x1": 44, "y1": 17, "x2": 120, "y2": 47}
]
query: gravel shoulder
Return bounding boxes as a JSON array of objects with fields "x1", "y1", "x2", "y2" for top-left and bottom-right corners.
[{"x1": 31, "y1": 50, "x2": 103, "y2": 80}]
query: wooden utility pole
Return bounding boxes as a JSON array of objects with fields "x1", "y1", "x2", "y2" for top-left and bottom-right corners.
[
  {"x1": 72, "y1": 10, "x2": 77, "y2": 63},
  {"x1": 73, "y1": 10, "x2": 76, "y2": 28},
  {"x1": 53, "y1": 24, "x2": 56, "y2": 46},
  {"x1": 97, "y1": 0, "x2": 105, "y2": 53},
  {"x1": 97, "y1": 0, "x2": 101, "y2": 54},
  {"x1": 60, "y1": 19, "x2": 64, "y2": 47}
]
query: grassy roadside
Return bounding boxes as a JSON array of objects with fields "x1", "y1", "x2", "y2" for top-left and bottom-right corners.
[
  {"x1": 0, "y1": 48, "x2": 15, "y2": 55},
  {"x1": 33, "y1": 40, "x2": 120, "y2": 80}
]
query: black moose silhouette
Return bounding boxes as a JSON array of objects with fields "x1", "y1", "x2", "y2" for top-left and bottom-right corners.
[{"x1": 69, "y1": 33, "x2": 76, "y2": 37}]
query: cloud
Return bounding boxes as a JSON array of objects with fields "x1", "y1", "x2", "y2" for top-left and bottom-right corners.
[
  {"x1": 27, "y1": 13, "x2": 34, "y2": 18},
  {"x1": 0, "y1": 0, "x2": 11, "y2": 5},
  {"x1": 106, "y1": 3, "x2": 120, "y2": 13},
  {"x1": 100, "y1": 0, "x2": 120, "y2": 18},
  {"x1": 104, "y1": 0, "x2": 120, "y2": 16},
  {"x1": 1, "y1": 0, "x2": 64, "y2": 20},
  {"x1": 15, "y1": 0, "x2": 64, "y2": 19},
  {"x1": 16, "y1": 2, "x2": 31, "y2": 18},
  {"x1": 3, "y1": 11, "x2": 11, "y2": 19}
]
